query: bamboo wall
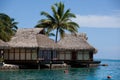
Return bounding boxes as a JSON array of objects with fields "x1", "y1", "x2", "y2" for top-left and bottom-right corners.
[
  {"x1": 59, "y1": 51, "x2": 71, "y2": 60},
  {"x1": 3, "y1": 48, "x2": 92, "y2": 61},
  {"x1": 3, "y1": 48, "x2": 37, "y2": 60},
  {"x1": 59, "y1": 51, "x2": 90, "y2": 60}
]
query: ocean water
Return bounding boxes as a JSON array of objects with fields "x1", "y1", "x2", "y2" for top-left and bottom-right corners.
[{"x1": 0, "y1": 59, "x2": 120, "y2": 80}]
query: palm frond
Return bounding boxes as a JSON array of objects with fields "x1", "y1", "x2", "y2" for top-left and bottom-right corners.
[
  {"x1": 51, "y1": 5, "x2": 59, "y2": 22},
  {"x1": 57, "y1": 2, "x2": 64, "y2": 18},
  {"x1": 61, "y1": 9, "x2": 70, "y2": 21},
  {"x1": 0, "y1": 13, "x2": 18, "y2": 41},
  {"x1": 67, "y1": 22, "x2": 79, "y2": 28},
  {"x1": 41, "y1": 11, "x2": 55, "y2": 21},
  {"x1": 35, "y1": 2, "x2": 79, "y2": 42}
]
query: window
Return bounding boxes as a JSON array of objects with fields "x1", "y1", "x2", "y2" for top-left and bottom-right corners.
[
  {"x1": 43, "y1": 50, "x2": 51, "y2": 60},
  {"x1": 38, "y1": 50, "x2": 43, "y2": 58},
  {"x1": 77, "y1": 51, "x2": 83, "y2": 60},
  {"x1": 59, "y1": 52, "x2": 64, "y2": 60},
  {"x1": 9, "y1": 53, "x2": 14, "y2": 60},
  {"x1": 53, "y1": 51, "x2": 57, "y2": 58},
  {"x1": 15, "y1": 53, "x2": 19, "y2": 60},
  {"x1": 32, "y1": 53, "x2": 37, "y2": 60},
  {"x1": 14, "y1": 49, "x2": 19, "y2": 60},
  {"x1": 4, "y1": 53, "x2": 8, "y2": 60},
  {"x1": 83, "y1": 51, "x2": 89, "y2": 60},
  {"x1": 20, "y1": 53, "x2": 25, "y2": 60},
  {"x1": 25, "y1": 49, "x2": 32, "y2": 60},
  {"x1": 26, "y1": 53, "x2": 31, "y2": 60},
  {"x1": 65, "y1": 51, "x2": 71, "y2": 60},
  {"x1": 31, "y1": 49, "x2": 37, "y2": 60}
]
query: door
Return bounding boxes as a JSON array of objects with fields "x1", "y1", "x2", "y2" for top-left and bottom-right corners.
[
  {"x1": 72, "y1": 51, "x2": 76, "y2": 60},
  {"x1": 43, "y1": 50, "x2": 51, "y2": 60},
  {"x1": 38, "y1": 50, "x2": 51, "y2": 60}
]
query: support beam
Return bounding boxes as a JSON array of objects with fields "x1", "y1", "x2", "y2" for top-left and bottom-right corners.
[
  {"x1": 50, "y1": 50, "x2": 53, "y2": 69},
  {"x1": 38, "y1": 61, "x2": 41, "y2": 69}
]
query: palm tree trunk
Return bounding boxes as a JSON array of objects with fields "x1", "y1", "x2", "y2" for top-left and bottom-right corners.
[{"x1": 55, "y1": 27, "x2": 59, "y2": 43}]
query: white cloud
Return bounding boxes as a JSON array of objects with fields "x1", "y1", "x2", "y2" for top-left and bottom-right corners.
[{"x1": 72, "y1": 14, "x2": 120, "y2": 28}]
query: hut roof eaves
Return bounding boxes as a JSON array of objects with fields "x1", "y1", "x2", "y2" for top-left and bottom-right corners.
[
  {"x1": 8, "y1": 28, "x2": 43, "y2": 48},
  {"x1": 58, "y1": 33, "x2": 97, "y2": 53}
]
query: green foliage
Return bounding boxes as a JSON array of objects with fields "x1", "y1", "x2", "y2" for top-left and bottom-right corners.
[
  {"x1": 0, "y1": 13, "x2": 18, "y2": 42},
  {"x1": 35, "y1": 2, "x2": 79, "y2": 42}
]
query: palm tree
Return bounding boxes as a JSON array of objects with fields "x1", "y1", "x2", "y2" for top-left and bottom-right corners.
[
  {"x1": 0, "y1": 13, "x2": 18, "y2": 42},
  {"x1": 35, "y1": 2, "x2": 79, "y2": 42},
  {"x1": 35, "y1": 24, "x2": 55, "y2": 37}
]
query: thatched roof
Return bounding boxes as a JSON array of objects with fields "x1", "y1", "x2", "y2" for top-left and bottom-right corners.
[
  {"x1": 2, "y1": 28, "x2": 97, "y2": 52},
  {"x1": 0, "y1": 40, "x2": 9, "y2": 49},
  {"x1": 36, "y1": 34, "x2": 61, "y2": 50},
  {"x1": 8, "y1": 28, "x2": 43, "y2": 48},
  {"x1": 58, "y1": 33, "x2": 97, "y2": 52},
  {"x1": 7, "y1": 28, "x2": 61, "y2": 49}
]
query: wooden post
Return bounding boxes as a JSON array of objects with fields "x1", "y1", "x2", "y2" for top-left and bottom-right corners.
[
  {"x1": 14, "y1": 48, "x2": 15, "y2": 60},
  {"x1": 8, "y1": 49, "x2": 10, "y2": 60},
  {"x1": 89, "y1": 51, "x2": 93, "y2": 61},
  {"x1": 19, "y1": 48, "x2": 20, "y2": 60},
  {"x1": 37, "y1": 47, "x2": 40, "y2": 69},
  {"x1": 50, "y1": 50, "x2": 53, "y2": 69},
  {"x1": 50, "y1": 61, "x2": 52, "y2": 69},
  {"x1": 37, "y1": 59, "x2": 41, "y2": 69},
  {"x1": 38, "y1": 61, "x2": 41, "y2": 69},
  {"x1": 37, "y1": 47, "x2": 39, "y2": 59},
  {"x1": 87, "y1": 63, "x2": 89, "y2": 67},
  {"x1": 25, "y1": 48, "x2": 26, "y2": 60}
]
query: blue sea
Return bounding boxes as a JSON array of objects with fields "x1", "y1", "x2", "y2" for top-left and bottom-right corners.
[{"x1": 0, "y1": 59, "x2": 120, "y2": 80}]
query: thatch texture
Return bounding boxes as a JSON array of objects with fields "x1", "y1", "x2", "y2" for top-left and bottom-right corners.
[
  {"x1": 0, "y1": 40, "x2": 9, "y2": 49},
  {"x1": 8, "y1": 28, "x2": 43, "y2": 48},
  {"x1": 7, "y1": 28, "x2": 61, "y2": 49},
  {"x1": 36, "y1": 34, "x2": 61, "y2": 50},
  {"x1": 58, "y1": 33, "x2": 96, "y2": 51},
  {"x1": 2, "y1": 28, "x2": 96, "y2": 52}
]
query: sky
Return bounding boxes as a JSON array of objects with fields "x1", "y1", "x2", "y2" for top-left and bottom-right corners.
[{"x1": 0, "y1": 0, "x2": 120, "y2": 60}]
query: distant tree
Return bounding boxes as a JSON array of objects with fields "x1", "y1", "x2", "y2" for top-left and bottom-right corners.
[
  {"x1": 35, "y1": 2, "x2": 79, "y2": 42},
  {"x1": 0, "y1": 13, "x2": 18, "y2": 42}
]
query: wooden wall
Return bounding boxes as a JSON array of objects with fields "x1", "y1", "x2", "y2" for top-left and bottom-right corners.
[
  {"x1": 38, "y1": 50, "x2": 57, "y2": 60},
  {"x1": 3, "y1": 48, "x2": 37, "y2": 60},
  {"x1": 58, "y1": 50, "x2": 92, "y2": 61},
  {"x1": 3, "y1": 48, "x2": 93, "y2": 61},
  {"x1": 77, "y1": 51, "x2": 90, "y2": 60},
  {"x1": 59, "y1": 51, "x2": 71, "y2": 60}
]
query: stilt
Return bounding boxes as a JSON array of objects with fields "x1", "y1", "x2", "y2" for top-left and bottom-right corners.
[
  {"x1": 87, "y1": 63, "x2": 89, "y2": 67},
  {"x1": 38, "y1": 61, "x2": 41, "y2": 69},
  {"x1": 50, "y1": 61, "x2": 52, "y2": 69},
  {"x1": 50, "y1": 50, "x2": 53, "y2": 69}
]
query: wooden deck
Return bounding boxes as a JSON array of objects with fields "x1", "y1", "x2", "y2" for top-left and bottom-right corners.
[{"x1": 4, "y1": 60, "x2": 101, "y2": 69}]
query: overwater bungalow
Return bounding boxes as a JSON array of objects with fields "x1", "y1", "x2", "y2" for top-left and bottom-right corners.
[
  {"x1": 0, "y1": 28, "x2": 100, "y2": 69},
  {"x1": 57, "y1": 33, "x2": 100, "y2": 67}
]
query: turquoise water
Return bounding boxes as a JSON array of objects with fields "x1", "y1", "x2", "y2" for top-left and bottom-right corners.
[{"x1": 0, "y1": 59, "x2": 120, "y2": 80}]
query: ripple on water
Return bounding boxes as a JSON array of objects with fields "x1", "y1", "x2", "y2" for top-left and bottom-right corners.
[{"x1": 0, "y1": 60, "x2": 120, "y2": 80}]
